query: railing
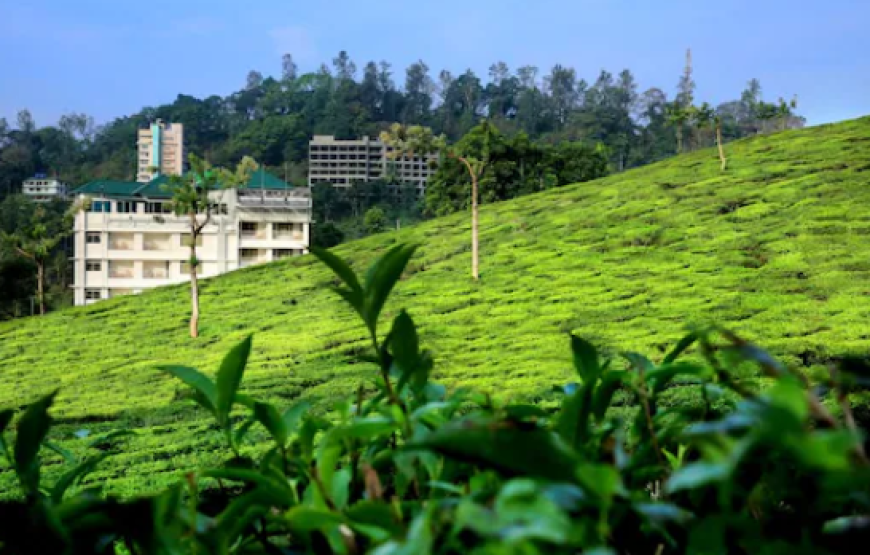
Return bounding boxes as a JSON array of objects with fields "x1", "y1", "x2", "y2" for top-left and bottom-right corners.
[
  {"x1": 109, "y1": 241, "x2": 133, "y2": 250},
  {"x1": 143, "y1": 268, "x2": 169, "y2": 279},
  {"x1": 241, "y1": 230, "x2": 267, "y2": 239},
  {"x1": 274, "y1": 231, "x2": 304, "y2": 240},
  {"x1": 109, "y1": 268, "x2": 134, "y2": 278},
  {"x1": 143, "y1": 241, "x2": 170, "y2": 251}
]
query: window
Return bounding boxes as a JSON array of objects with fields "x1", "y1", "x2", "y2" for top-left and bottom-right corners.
[
  {"x1": 116, "y1": 201, "x2": 137, "y2": 213},
  {"x1": 89, "y1": 201, "x2": 111, "y2": 213},
  {"x1": 85, "y1": 289, "x2": 102, "y2": 300},
  {"x1": 180, "y1": 262, "x2": 191, "y2": 275},
  {"x1": 240, "y1": 248, "x2": 259, "y2": 258},
  {"x1": 145, "y1": 202, "x2": 171, "y2": 214},
  {"x1": 274, "y1": 249, "x2": 301, "y2": 259},
  {"x1": 86, "y1": 232, "x2": 101, "y2": 244},
  {"x1": 241, "y1": 222, "x2": 257, "y2": 232},
  {"x1": 85, "y1": 261, "x2": 101, "y2": 272},
  {"x1": 181, "y1": 234, "x2": 203, "y2": 247},
  {"x1": 275, "y1": 223, "x2": 293, "y2": 233}
]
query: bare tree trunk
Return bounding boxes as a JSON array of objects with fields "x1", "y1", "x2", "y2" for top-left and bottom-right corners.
[
  {"x1": 676, "y1": 127, "x2": 683, "y2": 154},
  {"x1": 37, "y1": 261, "x2": 45, "y2": 315},
  {"x1": 471, "y1": 173, "x2": 479, "y2": 281},
  {"x1": 455, "y1": 155, "x2": 480, "y2": 281},
  {"x1": 716, "y1": 121, "x2": 727, "y2": 172},
  {"x1": 189, "y1": 214, "x2": 200, "y2": 338}
]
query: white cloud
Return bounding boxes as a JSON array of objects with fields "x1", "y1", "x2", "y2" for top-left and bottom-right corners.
[{"x1": 269, "y1": 26, "x2": 318, "y2": 66}]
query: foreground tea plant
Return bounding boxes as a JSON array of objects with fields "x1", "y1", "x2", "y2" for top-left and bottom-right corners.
[{"x1": 2, "y1": 243, "x2": 870, "y2": 554}]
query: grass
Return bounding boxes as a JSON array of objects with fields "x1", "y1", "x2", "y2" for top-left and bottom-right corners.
[{"x1": 2, "y1": 117, "x2": 870, "y2": 497}]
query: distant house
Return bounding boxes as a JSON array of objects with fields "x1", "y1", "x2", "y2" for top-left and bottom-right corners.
[
  {"x1": 137, "y1": 120, "x2": 184, "y2": 183},
  {"x1": 69, "y1": 169, "x2": 312, "y2": 305},
  {"x1": 22, "y1": 174, "x2": 68, "y2": 202}
]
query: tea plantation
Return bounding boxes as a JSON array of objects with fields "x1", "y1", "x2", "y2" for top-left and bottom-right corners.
[{"x1": 1, "y1": 116, "x2": 869, "y2": 497}]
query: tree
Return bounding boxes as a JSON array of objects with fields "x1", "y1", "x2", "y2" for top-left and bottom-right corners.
[
  {"x1": 381, "y1": 121, "x2": 494, "y2": 281},
  {"x1": 245, "y1": 70, "x2": 264, "y2": 91},
  {"x1": 690, "y1": 102, "x2": 727, "y2": 171},
  {"x1": 665, "y1": 101, "x2": 691, "y2": 153},
  {"x1": 363, "y1": 206, "x2": 388, "y2": 234},
  {"x1": 281, "y1": 54, "x2": 298, "y2": 81},
  {"x1": 16, "y1": 110, "x2": 35, "y2": 134},
  {"x1": 164, "y1": 154, "x2": 256, "y2": 338},
  {"x1": 1, "y1": 199, "x2": 78, "y2": 315}
]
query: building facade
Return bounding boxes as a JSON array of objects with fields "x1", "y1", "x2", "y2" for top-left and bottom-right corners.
[
  {"x1": 308, "y1": 135, "x2": 438, "y2": 195},
  {"x1": 70, "y1": 170, "x2": 311, "y2": 305},
  {"x1": 22, "y1": 175, "x2": 68, "y2": 202},
  {"x1": 137, "y1": 120, "x2": 184, "y2": 182}
]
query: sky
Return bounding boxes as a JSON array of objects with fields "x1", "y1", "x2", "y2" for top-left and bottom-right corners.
[{"x1": 0, "y1": 0, "x2": 867, "y2": 128}]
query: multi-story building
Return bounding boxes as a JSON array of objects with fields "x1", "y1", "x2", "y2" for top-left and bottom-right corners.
[
  {"x1": 136, "y1": 120, "x2": 184, "y2": 182},
  {"x1": 308, "y1": 135, "x2": 438, "y2": 196},
  {"x1": 22, "y1": 174, "x2": 68, "y2": 202},
  {"x1": 70, "y1": 169, "x2": 311, "y2": 305}
]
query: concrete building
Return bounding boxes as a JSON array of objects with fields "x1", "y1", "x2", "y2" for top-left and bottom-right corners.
[
  {"x1": 70, "y1": 169, "x2": 311, "y2": 305},
  {"x1": 137, "y1": 120, "x2": 184, "y2": 183},
  {"x1": 308, "y1": 135, "x2": 438, "y2": 195},
  {"x1": 22, "y1": 174, "x2": 68, "y2": 202}
]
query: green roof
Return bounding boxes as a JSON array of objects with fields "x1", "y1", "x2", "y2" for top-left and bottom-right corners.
[
  {"x1": 242, "y1": 168, "x2": 294, "y2": 190},
  {"x1": 73, "y1": 169, "x2": 293, "y2": 199}
]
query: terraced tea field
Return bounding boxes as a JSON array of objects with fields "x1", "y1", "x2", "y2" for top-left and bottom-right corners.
[{"x1": 2, "y1": 117, "x2": 870, "y2": 497}]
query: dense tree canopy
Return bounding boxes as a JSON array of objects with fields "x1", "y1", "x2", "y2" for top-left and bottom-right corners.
[{"x1": 0, "y1": 51, "x2": 804, "y2": 200}]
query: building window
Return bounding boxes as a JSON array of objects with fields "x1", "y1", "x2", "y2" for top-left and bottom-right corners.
[
  {"x1": 274, "y1": 249, "x2": 301, "y2": 259},
  {"x1": 181, "y1": 234, "x2": 203, "y2": 247},
  {"x1": 85, "y1": 289, "x2": 102, "y2": 300},
  {"x1": 241, "y1": 222, "x2": 257, "y2": 232},
  {"x1": 240, "y1": 248, "x2": 259, "y2": 258},
  {"x1": 86, "y1": 232, "x2": 101, "y2": 244},
  {"x1": 89, "y1": 200, "x2": 111, "y2": 213},
  {"x1": 145, "y1": 202, "x2": 171, "y2": 214},
  {"x1": 116, "y1": 201, "x2": 137, "y2": 213},
  {"x1": 85, "y1": 261, "x2": 101, "y2": 272}
]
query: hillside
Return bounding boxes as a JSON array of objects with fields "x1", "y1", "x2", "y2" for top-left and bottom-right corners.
[{"x1": 2, "y1": 117, "x2": 870, "y2": 497}]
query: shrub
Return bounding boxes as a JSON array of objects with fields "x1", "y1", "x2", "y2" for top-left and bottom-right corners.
[{"x1": 1, "y1": 244, "x2": 869, "y2": 554}]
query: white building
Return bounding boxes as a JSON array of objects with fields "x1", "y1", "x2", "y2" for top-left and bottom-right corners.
[
  {"x1": 70, "y1": 170, "x2": 311, "y2": 305},
  {"x1": 308, "y1": 135, "x2": 438, "y2": 196},
  {"x1": 22, "y1": 175, "x2": 68, "y2": 202},
  {"x1": 137, "y1": 120, "x2": 184, "y2": 183}
]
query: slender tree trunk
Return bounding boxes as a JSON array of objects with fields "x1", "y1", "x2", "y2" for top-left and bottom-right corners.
[
  {"x1": 471, "y1": 173, "x2": 479, "y2": 281},
  {"x1": 189, "y1": 215, "x2": 200, "y2": 338},
  {"x1": 455, "y1": 155, "x2": 480, "y2": 281},
  {"x1": 716, "y1": 121, "x2": 727, "y2": 172},
  {"x1": 676, "y1": 127, "x2": 683, "y2": 154},
  {"x1": 36, "y1": 261, "x2": 45, "y2": 315}
]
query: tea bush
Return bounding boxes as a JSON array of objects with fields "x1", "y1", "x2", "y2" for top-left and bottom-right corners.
[
  {"x1": 2, "y1": 117, "x2": 870, "y2": 496},
  {"x1": 1, "y1": 245, "x2": 869, "y2": 554}
]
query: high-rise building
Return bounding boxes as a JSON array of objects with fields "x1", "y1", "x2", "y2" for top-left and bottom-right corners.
[
  {"x1": 308, "y1": 135, "x2": 438, "y2": 196},
  {"x1": 69, "y1": 170, "x2": 311, "y2": 305},
  {"x1": 136, "y1": 120, "x2": 184, "y2": 182}
]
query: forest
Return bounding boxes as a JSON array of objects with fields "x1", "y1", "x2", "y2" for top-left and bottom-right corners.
[{"x1": 0, "y1": 50, "x2": 804, "y2": 318}]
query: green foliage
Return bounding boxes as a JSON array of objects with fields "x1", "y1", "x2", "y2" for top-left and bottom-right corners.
[
  {"x1": 1, "y1": 245, "x2": 869, "y2": 553},
  {"x1": 363, "y1": 206, "x2": 388, "y2": 235}
]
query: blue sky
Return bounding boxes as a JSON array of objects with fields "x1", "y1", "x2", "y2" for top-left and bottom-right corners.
[{"x1": 1, "y1": 0, "x2": 866, "y2": 128}]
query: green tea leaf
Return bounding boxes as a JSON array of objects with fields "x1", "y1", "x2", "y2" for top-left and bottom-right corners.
[
  {"x1": 215, "y1": 335, "x2": 252, "y2": 428},
  {"x1": 665, "y1": 461, "x2": 731, "y2": 494},
  {"x1": 283, "y1": 400, "x2": 312, "y2": 436},
  {"x1": 51, "y1": 454, "x2": 107, "y2": 503},
  {"x1": 407, "y1": 418, "x2": 579, "y2": 482},
  {"x1": 285, "y1": 506, "x2": 346, "y2": 532},
  {"x1": 14, "y1": 390, "x2": 58, "y2": 492},
  {"x1": 157, "y1": 365, "x2": 217, "y2": 415},
  {"x1": 310, "y1": 246, "x2": 363, "y2": 297},
  {"x1": 0, "y1": 409, "x2": 13, "y2": 434},
  {"x1": 253, "y1": 401, "x2": 288, "y2": 448},
  {"x1": 331, "y1": 467, "x2": 352, "y2": 510},
  {"x1": 592, "y1": 371, "x2": 626, "y2": 422},
  {"x1": 663, "y1": 332, "x2": 698, "y2": 364},
  {"x1": 570, "y1": 334, "x2": 600, "y2": 382},
  {"x1": 364, "y1": 244, "x2": 418, "y2": 330}
]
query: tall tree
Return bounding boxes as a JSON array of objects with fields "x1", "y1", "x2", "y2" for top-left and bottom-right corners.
[
  {"x1": 381, "y1": 121, "x2": 494, "y2": 281},
  {"x1": 164, "y1": 154, "x2": 256, "y2": 338},
  {"x1": 332, "y1": 51, "x2": 357, "y2": 81},
  {"x1": 1, "y1": 199, "x2": 78, "y2": 315},
  {"x1": 281, "y1": 54, "x2": 298, "y2": 81},
  {"x1": 544, "y1": 65, "x2": 579, "y2": 128},
  {"x1": 402, "y1": 60, "x2": 433, "y2": 124},
  {"x1": 245, "y1": 70, "x2": 264, "y2": 91},
  {"x1": 16, "y1": 110, "x2": 36, "y2": 134}
]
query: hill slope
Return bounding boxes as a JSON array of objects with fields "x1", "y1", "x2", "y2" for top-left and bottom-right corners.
[{"x1": 2, "y1": 117, "x2": 870, "y2": 496}]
